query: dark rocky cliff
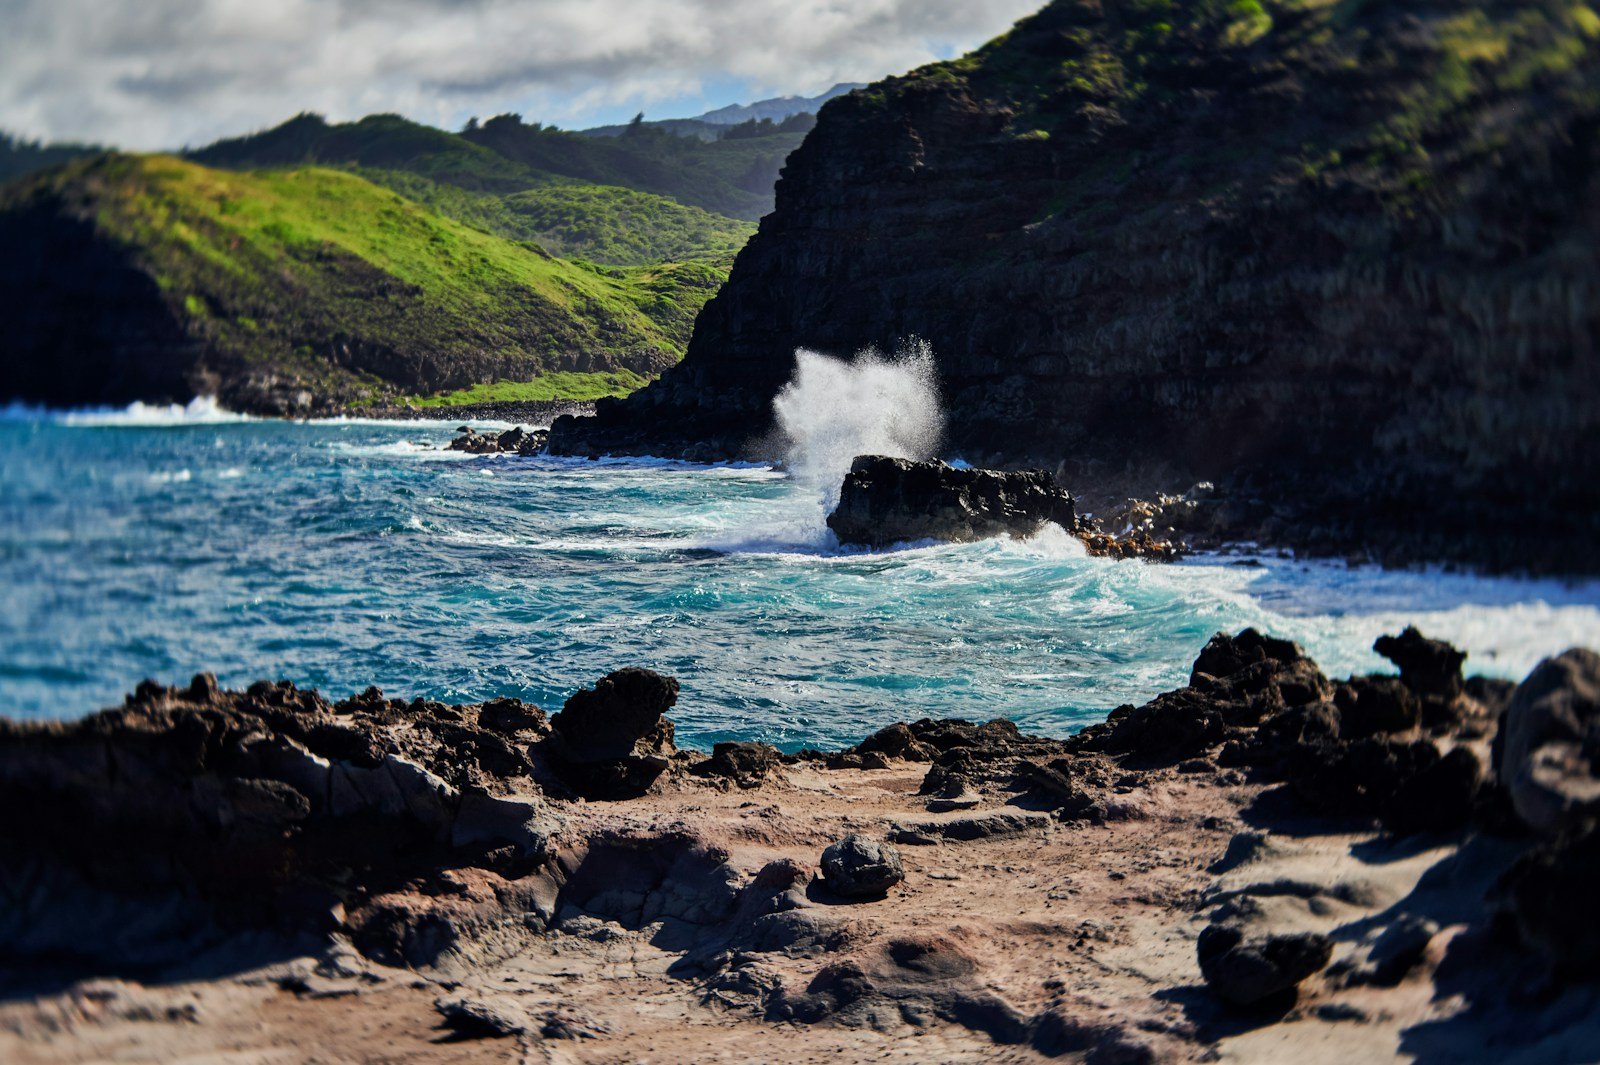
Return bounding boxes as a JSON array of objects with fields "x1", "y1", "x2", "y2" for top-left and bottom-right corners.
[{"x1": 551, "y1": 0, "x2": 1600, "y2": 571}]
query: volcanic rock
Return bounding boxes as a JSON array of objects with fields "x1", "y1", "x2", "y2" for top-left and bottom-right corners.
[
  {"x1": 696, "y1": 741, "x2": 781, "y2": 789},
  {"x1": 446, "y1": 425, "x2": 548, "y2": 456},
  {"x1": 546, "y1": 668, "x2": 679, "y2": 800},
  {"x1": 1196, "y1": 924, "x2": 1333, "y2": 1006},
  {"x1": 820, "y1": 835, "x2": 904, "y2": 899},
  {"x1": 1375, "y1": 627, "x2": 1468, "y2": 699},
  {"x1": 826, "y1": 455, "x2": 1076, "y2": 548},
  {"x1": 1497, "y1": 648, "x2": 1600, "y2": 834}
]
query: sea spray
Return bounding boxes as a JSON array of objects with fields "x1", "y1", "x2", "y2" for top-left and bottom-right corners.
[{"x1": 772, "y1": 339, "x2": 945, "y2": 518}]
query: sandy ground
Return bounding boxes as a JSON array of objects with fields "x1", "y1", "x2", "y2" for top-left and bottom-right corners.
[{"x1": 6, "y1": 752, "x2": 1584, "y2": 1065}]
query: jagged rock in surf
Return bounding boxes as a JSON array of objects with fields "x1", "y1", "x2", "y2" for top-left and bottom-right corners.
[
  {"x1": 446, "y1": 425, "x2": 548, "y2": 456},
  {"x1": 826, "y1": 455, "x2": 1077, "y2": 547}
]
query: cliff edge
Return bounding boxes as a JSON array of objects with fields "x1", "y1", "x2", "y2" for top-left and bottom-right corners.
[{"x1": 551, "y1": 0, "x2": 1600, "y2": 571}]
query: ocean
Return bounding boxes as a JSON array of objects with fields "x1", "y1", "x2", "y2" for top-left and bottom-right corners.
[{"x1": 3, "y1": 398, "x2": 1598, "y2": 751}]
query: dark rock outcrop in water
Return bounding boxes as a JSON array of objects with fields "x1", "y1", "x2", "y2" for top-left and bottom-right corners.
[
  {"x1": 550, "y1": 0, "x2": 1600, "y2": 572},
  {"x1": 827, "y1": 456, "x2": 1076, "y2": 547},
  {"x1": 827, "y1": 454, "x2": 1180, "y2": 558},
  {"x1": 445, "y1": 425, "x2": 549, "y2": 456}
]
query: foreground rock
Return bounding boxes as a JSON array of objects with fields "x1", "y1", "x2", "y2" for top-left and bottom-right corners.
[
  {"x1": 1196, "y1": 925, "x2": 1333, "y2": 1006},
  {"x1": 1497, "y1": 648, "x2": 1600, "y2": 834},
  {"x1": 827, "y1": 455, "x2": 1179, "y2": 560},
  {"x1": 5, "y1": 634, "x2": 1600, "y2": 1062},
  {"x1": 820, "y1": 835, "x2": 905, "y2": 899}
]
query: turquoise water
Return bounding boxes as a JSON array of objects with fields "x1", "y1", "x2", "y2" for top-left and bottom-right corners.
[{"x1": 3, "y1": 402, "x2": 1599, "y2": 751}]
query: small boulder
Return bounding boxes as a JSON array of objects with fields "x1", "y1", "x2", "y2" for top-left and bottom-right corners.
[
  {"x1": 1497, "y1": 648, "x2": 1600, "y2": 835},
  {"x1": 698, "y1": 741, "x2": 781, "y2": 788},
  {"x1": 820, "y1": 835, "x2": 904, "y2": 899},
  {"x1": 1197, "y1": 924, "x2": 1332, "y2": 1006}
]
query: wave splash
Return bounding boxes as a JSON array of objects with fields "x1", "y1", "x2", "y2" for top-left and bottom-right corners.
[
  {"x1": 772, "y1": 339, "x2": 945, "y2": 521},
  {"x1": 1, "y1": 396, "x2": 250, "y2": 427}
]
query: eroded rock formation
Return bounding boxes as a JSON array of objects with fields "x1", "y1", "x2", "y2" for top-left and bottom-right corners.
[{"x1": 4, "y1": 635, "x2": 1600, "y2": 1060}]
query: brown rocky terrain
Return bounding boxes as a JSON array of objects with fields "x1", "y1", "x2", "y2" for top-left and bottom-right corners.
[
  {"x1": 550, "y1": 0, "x2": 1600, "y2": 573},
  {"x1": 2, "y1": 629, "x2": 1597, "y2": 1063}
]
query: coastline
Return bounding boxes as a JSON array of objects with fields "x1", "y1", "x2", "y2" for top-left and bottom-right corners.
[{"x1": 3, "y1": 631, "x2": 1595, "y2": 1062}]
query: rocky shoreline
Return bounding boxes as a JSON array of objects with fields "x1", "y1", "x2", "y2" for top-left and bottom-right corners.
[
  {"x1": 3, "y1": 631, "x2": 1597, "y2": 1062},
  {"x1": 352, "y1": 400, "x2": 596, "y2": 426}
]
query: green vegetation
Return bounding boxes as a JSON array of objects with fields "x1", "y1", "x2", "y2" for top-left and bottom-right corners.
[
  {"x1": 353, "y1": 168, "x2": 754, "y2": 266},
  {"x1": 875, "y1": 0, "x2": 1600, "y2": 205},
  {"x1": 2, "y1": 154, "x2": 728, "y2": 405},
  {"x1": 408, "y1": 370, "x2": 650, "y2": 406},
  {"x1": 190, "y1": 110, "x2": 807, "y2": 222}
]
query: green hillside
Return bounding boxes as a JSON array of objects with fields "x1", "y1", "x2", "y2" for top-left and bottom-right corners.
[
  {"x1": 353, "y1": 168, "x2": 753, "y2": 266},
  {"x1": 464, "y1": 114, "x2": 801, "y2": 220},
  {"x1": 190, "y1": 110, "x2": 808, "y2": 222},
  {"x1": 0, "y1": 154, "x2": 725, "y2": 413}
]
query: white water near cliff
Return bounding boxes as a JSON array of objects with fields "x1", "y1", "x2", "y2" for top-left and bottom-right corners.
[{"x1": 763, "y1": 340, "x2": 945, "y2": 546}]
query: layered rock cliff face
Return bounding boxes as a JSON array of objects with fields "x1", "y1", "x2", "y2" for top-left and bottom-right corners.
[{"x1": 551, "y1": 0, "x2": 1600, "y2": 571}]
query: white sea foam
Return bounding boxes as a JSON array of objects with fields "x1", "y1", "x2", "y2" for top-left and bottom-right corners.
[
  {"x1": 765, "y1": 339, "x2": 945, "y2": 551},
  {"x1": 57, "y1": 396, "x2": 252, "y2": 427},
  {"x1": 772, "y1": 339, "x2": 945, "y2": 511}
]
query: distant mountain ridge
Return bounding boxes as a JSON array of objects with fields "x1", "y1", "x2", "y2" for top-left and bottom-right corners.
[
  {"x1": 188, "y1": 110, "x2": 803, "y2": 222},
  {"x1": 693, "y1": 82, "x2": 863, "y2": 125}
]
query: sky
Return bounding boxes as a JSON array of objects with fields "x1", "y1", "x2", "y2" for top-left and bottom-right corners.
[{"x1": 0, "y1": 0, "x2": 1042, "y2": 150}]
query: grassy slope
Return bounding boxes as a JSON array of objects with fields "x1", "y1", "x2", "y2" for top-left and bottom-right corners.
[
  {"x1": 356, "y1": 169, "x2": 754, "y2": 266},
  {"x1": 464, "y1": 118, "x2": 802, "y2": 220},
  {"x1": 17, "y1": 153, "x2": 726, "y2": 403},
  {"x1": 190, "y1": 112, "x2": 762, "y2": 266},
  {"x1": 410, "y1": 370, "x2": 651, "y2": 407}
]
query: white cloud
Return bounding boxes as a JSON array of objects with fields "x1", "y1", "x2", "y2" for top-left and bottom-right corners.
[{"x1": 0, "y1": 0, "x2": 1042, "y2": 149}]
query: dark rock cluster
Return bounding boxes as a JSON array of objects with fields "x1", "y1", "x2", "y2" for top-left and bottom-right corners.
[
  {"x1": 824, "y1": 455, "x2": 1181, "y2": 560},
  {"x1": 0, "y1": 666, "x2": 688, "y2": 967},
  {"x1": 827, "y1": 456, "x2": 1077, "y2": 547},
  {"x1": 1067, "y1": 626, "x2": 1496, "y2": 836},
  {"x1": 445, "y1": 425, "x2": 548, "y2": 456}
]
